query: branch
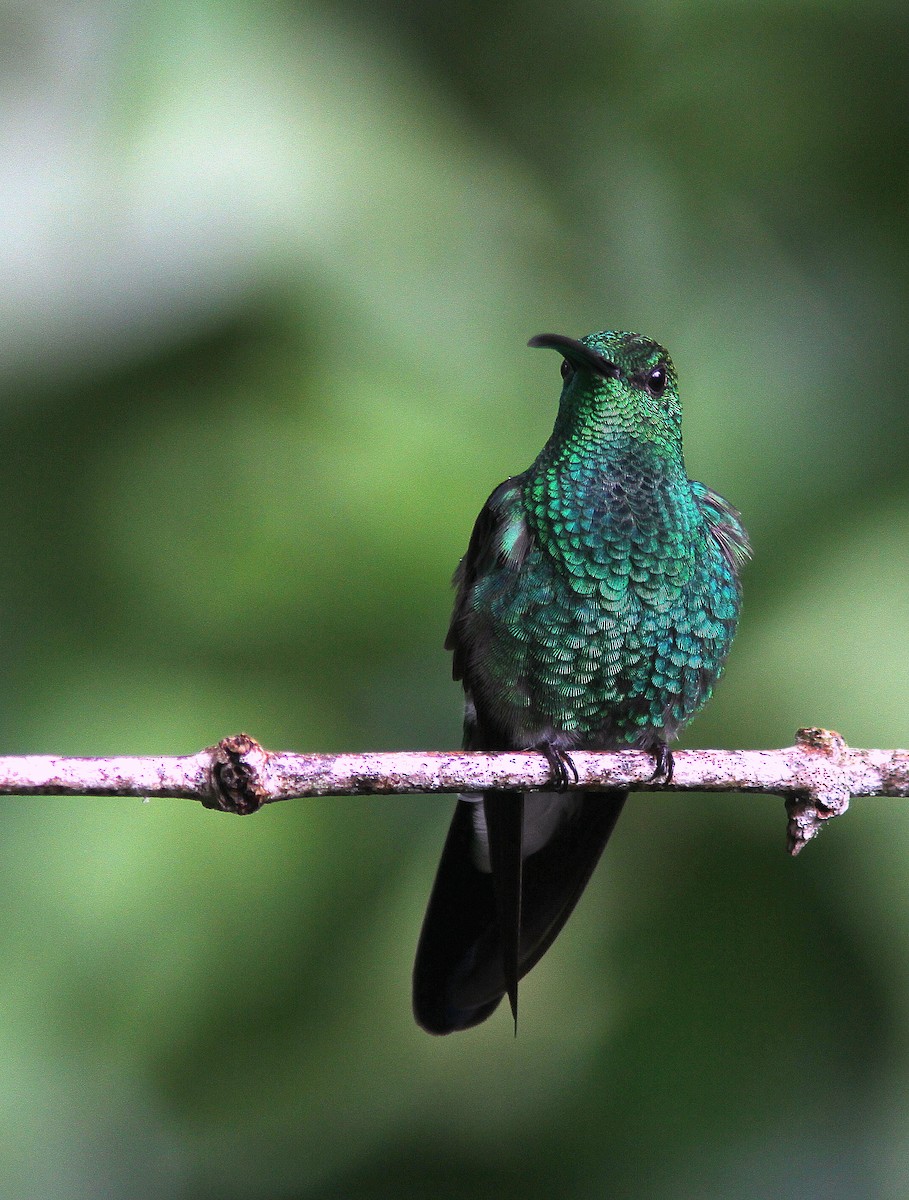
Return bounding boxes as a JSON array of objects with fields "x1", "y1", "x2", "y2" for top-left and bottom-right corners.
[{"x1": 0, "y1": 729, "x2": 906, "y2": 853}]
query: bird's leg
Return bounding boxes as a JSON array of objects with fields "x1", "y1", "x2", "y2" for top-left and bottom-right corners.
[
  {"x1": 644, "y1": 739, "x2": 675, "y2": 785},
  {"x1": 540, "y1": 742, "x2": 579, "y2": 792}
]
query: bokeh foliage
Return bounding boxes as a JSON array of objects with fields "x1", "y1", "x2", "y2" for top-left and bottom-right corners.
[{"x1": 0, "y1": 1, "x2": 907, "y2": 1196}]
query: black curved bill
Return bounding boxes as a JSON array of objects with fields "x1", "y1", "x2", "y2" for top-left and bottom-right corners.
[{"x1": 528, "y1": 333, "x2": 620, "y2": 379}]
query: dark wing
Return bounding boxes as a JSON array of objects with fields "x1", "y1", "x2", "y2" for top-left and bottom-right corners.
[
  {"x1": 691, "y1": 481, "x2": 751, "y2": 574},
  {"x1": 417, "y1": 478, "x2": 534, "y2": 1032},
  {"x1": 416, "y1": 477, "x2": 625, "y2": 1033},
  {"x1": 445, "y1": 476, "x2": 532, "y2": 688}
]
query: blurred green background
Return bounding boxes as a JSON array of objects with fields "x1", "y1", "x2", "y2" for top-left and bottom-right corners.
[{"x1": 0, "y1": 1, "x2": 907, "y2": 1196}]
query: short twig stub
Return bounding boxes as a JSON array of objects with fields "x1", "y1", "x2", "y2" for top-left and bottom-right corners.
[{"x1": 207, "y1": 734, "x2": 270, "y2": 814}]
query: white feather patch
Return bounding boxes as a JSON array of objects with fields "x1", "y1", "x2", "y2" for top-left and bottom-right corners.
[{"x1": 464, "y1": 792, "x2": 581, "y2": 873}]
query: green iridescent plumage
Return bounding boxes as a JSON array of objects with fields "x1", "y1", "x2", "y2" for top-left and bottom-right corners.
[{"x1": 413, "y1": 330, "x2": 749, "y2": 1035}]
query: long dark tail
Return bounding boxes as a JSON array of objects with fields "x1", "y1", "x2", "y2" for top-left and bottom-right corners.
[
  {"x1": 483, "y1": 791, "x2": 524, "y2": 1031},
  {"x1": 412, "y1": 789, "x2": 627, "y2": 1035}
]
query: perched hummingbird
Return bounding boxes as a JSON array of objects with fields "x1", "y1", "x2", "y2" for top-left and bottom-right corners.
[{"x1": 412, "y1": 330, "x2": 750, "y2": 1035}]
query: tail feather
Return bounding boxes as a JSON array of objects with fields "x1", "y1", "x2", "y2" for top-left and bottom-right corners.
[
  {"x1": 412, "y1": 789, "x2": 627, "y2": 1035},
  {"x1": 483, "y1": 791, "x2": 524, "y2": 1031}
]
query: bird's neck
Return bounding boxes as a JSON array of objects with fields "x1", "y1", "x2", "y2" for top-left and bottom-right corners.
[
  {"x1": 534, "y1": 419, "x2": 687, "y2": 492},
  {"x1": 524, "y1": 427, "x2": 694, "y2": 543}
]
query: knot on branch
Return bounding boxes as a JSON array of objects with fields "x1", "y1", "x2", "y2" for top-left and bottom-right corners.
[
  {"x1": 786, "y1": 727, "x2": 852, "y2": 856},
  {"x1": 207, "y1": 734, "x2": 270, "y2": 814}
]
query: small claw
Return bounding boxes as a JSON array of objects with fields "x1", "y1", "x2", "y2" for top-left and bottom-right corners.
[
  {"x1": 646, "y1": 742, "x2": 674, "y2": 785},
  {"x1": 540, "y1": 744, "x2": 578, "y2": 792}
]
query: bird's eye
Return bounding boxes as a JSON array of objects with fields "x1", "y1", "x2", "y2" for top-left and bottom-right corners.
[
  {"x1": 646, "y1": 365, "x2": 667, "y2": 397},
  {"x1": 560, "y1": 358, "x2": 575, "y2": 383}
]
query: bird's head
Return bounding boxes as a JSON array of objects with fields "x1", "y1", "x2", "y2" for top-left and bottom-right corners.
[{"x1": 529, "y1": 330, "x2": 682, "y2": 456}]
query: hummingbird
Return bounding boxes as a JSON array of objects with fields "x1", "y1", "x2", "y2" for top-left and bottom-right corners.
[{"x1": 412, "y1": 330, "x2": 750, "y2": 1035}]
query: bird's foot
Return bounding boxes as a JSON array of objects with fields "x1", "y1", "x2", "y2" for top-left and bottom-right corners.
[
  {"x1": 645, "y1": 740, "x2": 675, "y2": 785},
  {"x1": 540, "y1": 743, "x2": 579, "y2": 792}
]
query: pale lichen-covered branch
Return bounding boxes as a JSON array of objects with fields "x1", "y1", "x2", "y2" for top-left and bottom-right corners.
[{"x1": 0, "y1": 729, "x2": 905, "y2": 855}]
